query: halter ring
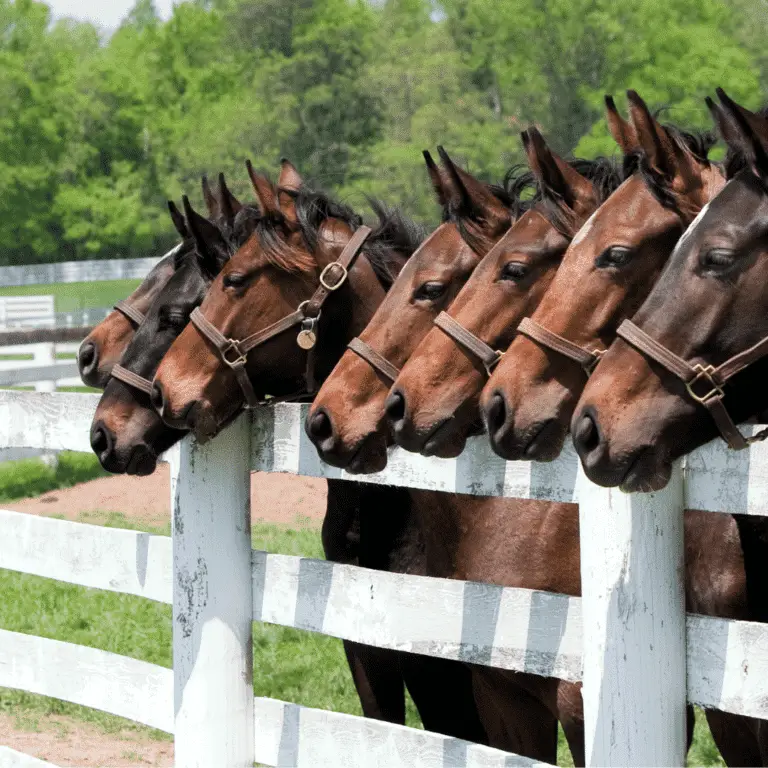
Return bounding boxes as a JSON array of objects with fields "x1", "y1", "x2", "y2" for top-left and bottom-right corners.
[
  {"x1": 221, "y1": 340, "x2": 248, "y2": 368},
  {"x1": 685, "y1": 364, "x2": 724, "y2": 404}
]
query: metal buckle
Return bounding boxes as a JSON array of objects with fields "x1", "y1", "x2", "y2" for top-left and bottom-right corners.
[
  {"x1": 685, "y1": 364, "x2": 724, "y2": 404},
  {"x1": 221, "y1": 340, "x2": 247, "y2": 368},
  {"x1": 319, "y1": 262, "x2": 348, "y2": 291},
  {"x1": 583, "y1": 349, "x2": 606, "y2": 376},
  {"x1": 484, "y1": 351, "x2": 504, "y2": 377}
]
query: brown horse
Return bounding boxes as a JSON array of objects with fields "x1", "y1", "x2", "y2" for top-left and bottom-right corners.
[
  {"x1": 572, "y1": 90, "x2": 768, "y2": 494},
  {"x1": 481, "y1": 91, "x2": 725, "y2": 463},
  {"x1": 384, "y1": 128, "x2": 620, "y2": 458},
  {"x1": 305, "y1": 147, "x2": 530, "y2": 472},
  {"x1": 77, "y1": 176, "x2": 239, "y2": 389},
  {"x1": 304, "y1": 133, "x2": 627, "y2": 765},
  {"x1": 151, "y1": 167, "x2": 494, "y2": 748}
]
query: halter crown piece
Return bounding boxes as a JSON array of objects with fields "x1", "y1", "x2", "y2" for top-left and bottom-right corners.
[
  {"x1": 190, "y1": 226, "x2": 372, "y2": 409},
  {"x1": 617, "y1": 319, "x2": 768, "y2": 450}
]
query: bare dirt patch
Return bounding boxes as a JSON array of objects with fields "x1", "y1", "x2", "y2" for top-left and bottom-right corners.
[
  {"x1": 0, "y1": 713, "x2": 172, "y2": 767},
  {"x1": 4, "y1": 466, "x2": 327, "y2": 530}
]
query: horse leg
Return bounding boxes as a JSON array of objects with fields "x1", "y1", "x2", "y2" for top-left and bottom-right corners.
[
  {"x1": 706, "y1": 711, "x2": 762, "y2": 767},
  {"x1": 343, "y1": 641, "x2": 406, "y2": 723},
  {"x1": 470, "y1": 667, "x2": 558, "y2": 763}
]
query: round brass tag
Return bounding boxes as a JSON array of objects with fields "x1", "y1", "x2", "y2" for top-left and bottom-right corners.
[{"x1": 296, "y1": 329, "x2": 317, "y2": 350}]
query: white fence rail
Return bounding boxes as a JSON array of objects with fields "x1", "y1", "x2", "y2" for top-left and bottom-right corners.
[
  {"x1": 0, "y1": 391, "x2": 766, "y2": 766},
  {"x1": 0, "y1": 256, "x2": 162, "y2": 288}
]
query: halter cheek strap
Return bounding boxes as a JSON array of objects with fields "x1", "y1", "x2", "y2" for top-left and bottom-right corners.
[
  {"x1": 433, "y1": 312, "x2": 504, "y2": 376},
  {"x1": 113, "y1": 300, "x2": 146, "y2": 328},
  {"x1": 111, "y1": 363, "x2": 154, "y2": 395},
  {"x1": 191, "y1": 226, "x2": 372, "y2": 409},
  {"x1": 616, "y1": 319, "x2": 768, "y2": 450},
  {"x1": 517, "y1": 317, "x2": 605, "y2": 376}
]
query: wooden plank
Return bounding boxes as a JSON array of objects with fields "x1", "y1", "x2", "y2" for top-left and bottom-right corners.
[
  {"x1": 0, "y1": 629, "x2": 172, "y2": 733},
  {"x1": 253, "y1": 697, "x2": 551, "y2": 768},
  {"x1": 0, "y1": 747, "x2": 60, "y2": 767},
  {"x1": 687, "y1": 614, "x2": 768, "y2": 719},
  {"x1": 0, "y1": 363, "x2": 80, "y2": 387},
  {"x1": 0, "y1": 327, "x2": 93, "y2": 345},
  {"x1": 171, "y1": 419, "x2": 254, "y2": 767},
  {"x1": 254, "y1": 552, "x2": 583, "y2": 682},
  {"x1": 0, "y1": 509, "x2": 171, "y2": 604},
  {"x1": 579, "y1": 475, "x2": 687, "y2": 767},
  {"x1": 0, "y1": 391, "x2": 99, "y2": 452}
]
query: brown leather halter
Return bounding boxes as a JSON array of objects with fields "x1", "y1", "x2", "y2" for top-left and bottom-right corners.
[
  {"x1": 113, "y1": 300, "x2": 145, "y2": 328},
  {"x1": 108, "y1": 302, "x2": 153, "y2": 394},
  {"x1": 433, "y1": 311, "x2": 504, "y2": 375},
  {"x1": 616, "y1": 319, "x2": 768, "y2": 450},
  {"x1": 189, "y1": 226, "x2": 372, "y2": 409},
  {"x1": 517, "y1": 317, "x2": 606, "y2": 376}
]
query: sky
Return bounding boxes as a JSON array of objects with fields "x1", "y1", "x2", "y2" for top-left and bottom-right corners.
[{"x1": 47, "y1": 0, "x2": 175, "y2": 31}]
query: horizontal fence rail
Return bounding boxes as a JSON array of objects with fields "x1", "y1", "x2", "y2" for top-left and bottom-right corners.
[
  {"x1": 0, "y1": 256, "x2": 162, "y2": 287},
  {"x1": 0, "y1": 747, "x2": 60, "y2": 767}
]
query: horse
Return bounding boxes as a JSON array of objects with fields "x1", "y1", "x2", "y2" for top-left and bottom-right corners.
[
  {"x1": 304, "y1": 131, "x2": 627, "y2": 765},
  {"x1": 149, "y1": 164, "x2": 493, "y2": 747},
  {"x1": 382, "y1": 128, "x2": 619, "y2": 459},
  {"x1": 77, "y1": 175, "x2": 240, "y2": 389}
]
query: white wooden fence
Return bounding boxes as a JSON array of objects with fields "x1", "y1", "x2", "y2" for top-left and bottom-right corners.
[
  {"x1": 0, "y1": 256, "x2": 162, "y2": 288},
  {"x1": 0, "y1": 390, "x2": 767, "y2": 767}
]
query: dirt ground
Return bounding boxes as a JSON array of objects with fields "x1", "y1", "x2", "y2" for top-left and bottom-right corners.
[{"x1": 1, "y1": 468, "x2": 328, "y2": 767}]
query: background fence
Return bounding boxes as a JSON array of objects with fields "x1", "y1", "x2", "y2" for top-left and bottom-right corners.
[
  {"x1": 0, "y1": 390, "x2": 767, "y2": 767},
  {"x1": 0, "y1": 257, "x2": 162, "y2": 288}
]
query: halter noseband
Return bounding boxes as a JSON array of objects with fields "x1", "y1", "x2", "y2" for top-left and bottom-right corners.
[
  {"x1": 190, "y1": 226, "x2": 372, "y2": 409},
  {"x1": 616, "y1": 319, "x2": 768, "y2": 450},
  {"x1": 517, "y1": 317, "x2": 606, "y2": 376},
  {"x1": 113, "y1": 300, "x2": 146, "y2": 328}
]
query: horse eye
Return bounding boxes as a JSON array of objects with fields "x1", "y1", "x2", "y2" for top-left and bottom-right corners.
[
  {"x1": 700, "y1": 248, "x2": 736, "y2": 272},
  {"x1": 596, "y1": 246, "x2": 633, "y2": 269},
  {"x1": 223, "y1": 273, "x2": 247, "y2": 289},
  {"x1": 414, "y1": 281, "x2": 447, "y2": 301},
  {"x1": 500, "y1": 261, "x2": 527, "y2": 282}
]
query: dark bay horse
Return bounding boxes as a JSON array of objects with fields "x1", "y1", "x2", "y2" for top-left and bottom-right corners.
[
  {"x1": 384, "y1": 128, "x2": 620, "y2": 458},
  {"x1": 77, "y1": 176, "x2": 239, "y2": 389},
  {"x1": 303, "y1": 132, "x2": 627, "y2": 765},
  {"x1": 150, "y1": 166, "x2": 494, "y2": 747}
]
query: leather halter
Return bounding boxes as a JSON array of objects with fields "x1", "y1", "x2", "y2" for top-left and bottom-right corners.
[
  {"x1": 617, "y1": 319, "x2": 768, "y2": 450},
  {"x1": 113, "y1": 300, "x2": 145, "y2": 328},
  {"x1": 111, "y1": 363, "x2": 154, "y2": 395},
  {"x1": 433, "y1": 312, "x2": 504, "y2": 376},
  {"x1": 190, "y1": 226, "x2": 372, "y2": 409},
  {"x1": 517, "y1": 317, "x2": 606, "y2": 376},
  {"x1": 347, "y1": 337, "x2": 400, "y2": 383}
]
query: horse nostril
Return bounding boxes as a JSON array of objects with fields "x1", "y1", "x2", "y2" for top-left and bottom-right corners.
[
  {"x1": 150, "y1": 382, "x2": 165, "y2": 414},
  {"x1": 78, "y1": 342, "x2": 97, "y2": 374},
  {"x1": 90, "y1": 423, "x2": 113, "y2": 460},
  {"x1": 484, "y1": 391, "x2": 507, "y2": 436},
  {"x1": 573, "y1": 412, "x2": 601, "y2": 454},
  {"x1": 384, "y1": 389, "x2": 407, "y2": 428},
  {"x1": 306, "y1": 409, "x2": 334, "y2": 442}
]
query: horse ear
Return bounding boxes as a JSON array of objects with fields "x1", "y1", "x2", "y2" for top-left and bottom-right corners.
[
  {"x1": 522, "y1": 127, "x2": 598, "y2": 217},
  {"x1": 246, "y1": 159, "x2": 280, "y2": 216},
  {"x1": 182, "y1": 195, "x2": 230, "y2": 276},
  {"x1": 706, "y1": 96, "x2": 744, "y2": 148},
  {"x1": 201, "y1": 175, "x2": 221, "y2": 220},
  {"x1": 605, "y1": 95, "x2": 641, "y2": 155},
  {"x1": 626, "y1": 90, "x2": 677, "y2": 178},
  {"x1": 423, "y1": 150, "x2": 451, "y2": 207},
  {"x1": 217, "y1": 173, "x2": 242, "y2": 228},
  {"x1": 277, "y1": 158, "x2": 303, "y2": 228},
  {"x1": 716, "y1": 88, "x2": 768, "y2": 178},
  {"x1": 167, "y1": 200, "x2": 189, "y2": 239},
  {"x1": 436, "y1": 146, "x2": 509, "y2": 229}
]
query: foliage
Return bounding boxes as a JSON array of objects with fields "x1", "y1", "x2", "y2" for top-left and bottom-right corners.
[
  {"x1": 0, "y1": 452, "x2": 107, "y2": 502},
  {"x1": 0, "y1": 0, "x2": 762, "y2": 264}
]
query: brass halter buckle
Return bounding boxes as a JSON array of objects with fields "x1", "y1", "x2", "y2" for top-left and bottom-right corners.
[
  {"x1": 484, "y1": 351, "x2": 504, "y2": 377},
  {"x1": 685, "y1": 364, "x2": 725, "y2": 404},
  {"x1": 319, "y1": 262, "x2": 348, "y2": 291},
  {"x1": 584, "y1": 349, "x2": 607, "y2": 376},
  {"x1": 221, "y1": 340, "x2": 248, "y2": 369}
]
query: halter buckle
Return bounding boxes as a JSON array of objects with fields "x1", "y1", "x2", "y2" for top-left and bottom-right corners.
[
  {"x1": 319, "y1": 262, "x2": 348, "y2": 291},
  {"x1": 583, "y1": 349, "x2": 606, "y2": 376},
  {"x1": 686, "y1": 364, "x2": 724, "y2": 404},
  {"x1": 484, "y1": 351, "x2": 504, "y2": 377},
  {"x1": 221, "y1": 340, "x2": 248, "y2": 369}
]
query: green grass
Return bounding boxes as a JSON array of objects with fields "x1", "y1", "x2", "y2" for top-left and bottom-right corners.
[
  {"x1": 0, "y1": 452, "x2": 107, "y2": 503},
  {"x1": 0, "y1": 279, "x2": 141, "y2": 312},
  {"x1": 0, "y1": 512, "x2": 725, "y2": 765}
]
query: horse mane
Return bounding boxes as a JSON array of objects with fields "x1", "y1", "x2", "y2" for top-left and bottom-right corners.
[
  {"x1": 531, "y1": 156, "x2": 624, "y2": 236},
  {"x1": 249, "y1": 183, "x2": 426, "y2": 288},
  {"x1": 624, "y1": 123, "x2": 718, "y2": 211}
]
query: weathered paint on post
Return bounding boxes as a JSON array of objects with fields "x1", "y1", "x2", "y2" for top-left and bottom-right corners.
[
  {"x1": 579, "y1": 466, "x2": 687, "y2": 767},
  {"x1": 170, "y1": 414, "x2": 254, "y2": 767}
]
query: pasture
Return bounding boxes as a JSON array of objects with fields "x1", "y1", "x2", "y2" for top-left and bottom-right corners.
[{"x1": 0, "y1": 280, "x2": 141, "y2": 313}]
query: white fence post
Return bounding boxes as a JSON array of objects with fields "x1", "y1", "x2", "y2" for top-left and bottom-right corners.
[
  {"x1": 170, "y1": 414, "x2": 255, "y2": 767},
  {"x1": 32, "y1": 343, "x2": 55, "y2": 394},
  {"x1": 579, "y1": 467, "x2": 687, "y2": 767}
]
